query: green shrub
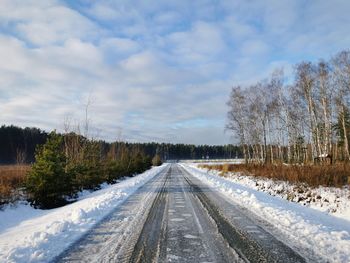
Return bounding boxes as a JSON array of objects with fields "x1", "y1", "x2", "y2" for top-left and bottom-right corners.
[
  {"x1": 103, "y1": 160, "x2": 122, "y2": 183},
  {"x1": 26, "y1": 132, "x2": 154, "y2": 209},
  {"x1": 26, "y1": 132, "x2": 72, "y2": 209},
  {"x1": 152, "y1": 154, "x2": 162, "y2": 166},
  {"x1": 70, "y1": 162, "x2": 104, "y2": 191},
  {"x1": 131, "y1": 152, "x2": 147, "y2": 174}
]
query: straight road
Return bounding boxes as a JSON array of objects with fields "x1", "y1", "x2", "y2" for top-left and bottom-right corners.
[{"x1": 54, "y1": 164, "x2": 307, "y2": 263}]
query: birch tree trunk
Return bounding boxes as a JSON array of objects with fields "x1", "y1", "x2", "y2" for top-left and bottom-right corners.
[{"x1": 341, "y1": 105, "x2": 350, "y2": 161}]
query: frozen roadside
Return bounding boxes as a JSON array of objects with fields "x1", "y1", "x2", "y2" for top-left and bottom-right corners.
[
  {"x1": 181, "y1": 163, "x2": 350, "y2": 263},
  {"x1": 0, "y1": 164, "x2": 168, "y2": 263},
  {"x1": 192, "y1": 163, "x2": 350, "y2": 221}
]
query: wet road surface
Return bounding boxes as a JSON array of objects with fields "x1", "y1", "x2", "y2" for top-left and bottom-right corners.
[{"x1": 54, "y1": 164, "x2": 306, "y2": 263}]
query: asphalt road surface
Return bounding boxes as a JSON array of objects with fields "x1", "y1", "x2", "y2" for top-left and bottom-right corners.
[{"x1": 54, "y1": 164, "x2": 307, "y2": 263}]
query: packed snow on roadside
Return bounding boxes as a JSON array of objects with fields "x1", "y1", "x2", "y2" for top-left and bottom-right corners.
[
  {"x1": 194, "y1": 163, "x2": 350, "y2": 221},
  {"x1": 0, "y1": 164, "x2": 168, "y2": 263},
  {"x1": 180, "y1": 159, "x2": 244, "y2": 166},
  {"x1": 181, "y1": 163, "x2": 350, "y2": 263}
]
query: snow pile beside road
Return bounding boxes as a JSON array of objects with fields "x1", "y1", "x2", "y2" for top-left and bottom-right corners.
[
  {"x1": 180, "y1": 159, "x2": 244, "y2": 165},
  {"x1": 194, "y1": 164, "x2": 350, "y2": 221},
  {"x1": 0, "y1": 164, "x2": 167, "y2": 263},
  {"x1": 181, "y1": 163, "x2": 350, "y2": 263}
]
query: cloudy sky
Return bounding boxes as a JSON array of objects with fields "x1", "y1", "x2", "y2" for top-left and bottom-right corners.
[{"x1": 1, "y1": 0, "x2": 350, "y2": 145}]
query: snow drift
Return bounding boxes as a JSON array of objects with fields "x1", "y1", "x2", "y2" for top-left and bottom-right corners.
[
  {"x1": 181, "y1": 163, "x2": 350, "y2": 263},
  {"x1": 0, "y1": 164, "x2": 168, "y2": 263}
]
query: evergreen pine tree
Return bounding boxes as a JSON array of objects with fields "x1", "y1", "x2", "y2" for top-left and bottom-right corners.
[{"x1": 26, "y1": 132, "x2": 72, "y2": 208}]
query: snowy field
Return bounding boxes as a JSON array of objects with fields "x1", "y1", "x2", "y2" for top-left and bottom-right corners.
[
  {"x1": 182, "y1": 163, "x2": 350, "y2": 263},
  {"x1": 0, "y1": 164, "x2": 168, "y2": 263},
  {"x1": 1, "y1": 162, "x2": 349, "y2": 263}
]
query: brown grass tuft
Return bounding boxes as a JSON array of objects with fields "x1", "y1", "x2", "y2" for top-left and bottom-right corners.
[
  {"x1": 0, "y1": 165, "x2": 31, "y2": 206},
  {"x1": 199, "y1": 163, "x2": 350, "y2": 188}
]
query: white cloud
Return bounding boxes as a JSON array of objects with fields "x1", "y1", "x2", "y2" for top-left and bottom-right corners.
[
  {"x1": 222, "y1": 16, "x2": 257, "y2": 40},
  {"x1": 165, "y1": 21, "x2": 227, "y2": 65},
  {"x1": 99, "y1": 37, "x2": 140, "y2": 55},
  {"x1": 86, "y1": 2, "x2": 120, "y2": 21},
  {"x1": 0, "y1": 0, "x2": 99, "y2": 46},
  {"x1": 1, "y1": 0, "x2": 350, "y2": 144},
  {"x1": 260, "y1": 0, "x2": 299, "y2": 35},
  {"x1": 240, "y1": 39, "x2": 269, "y2": 56}
]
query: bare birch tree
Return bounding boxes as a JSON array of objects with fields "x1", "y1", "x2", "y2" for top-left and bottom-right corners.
[
  {"x1": 226, "y1": 86, "x2": 249, "y2": 163},
  {"x1": 332, "y1": 51, "x2": 350, "y2": 160}
]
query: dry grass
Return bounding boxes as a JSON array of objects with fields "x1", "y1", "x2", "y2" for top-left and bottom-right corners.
[
  {"x1": 200, "y1": 163, "x2": 350, "y2": 188},
  {"x1": 0, "y1": 165, "x2": 31, "y2": 206}
]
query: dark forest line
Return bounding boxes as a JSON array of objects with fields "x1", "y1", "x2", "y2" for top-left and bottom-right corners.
[{"x1": 0, "y1": 125, "x2": 242, "y2": 164}]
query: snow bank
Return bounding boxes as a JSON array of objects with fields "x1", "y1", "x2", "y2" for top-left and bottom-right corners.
[
  {"x1": 195, "y1": 164, "x2": 350, "y2": 221},
  {"x1": 180, "y1": 159, "x2": 244, "y2": 165},
  {"x1": 181, "y1": 163, "x2": 350, "y2": 263},
  {"x1": 0, "y1": 164, "x2": 168, "y2": 263}
]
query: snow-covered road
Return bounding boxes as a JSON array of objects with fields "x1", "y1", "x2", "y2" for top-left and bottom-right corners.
[
  {"x1": 1, "y1": 163, "x2": 349, "y2": 262},
  {"x1": 55, "y1": 164, "x2": 307, "y2": 262}
]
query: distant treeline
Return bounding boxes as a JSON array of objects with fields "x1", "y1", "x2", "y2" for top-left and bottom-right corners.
[
  {"x1": 0, "y1": 125, "x2": 48, "y2": 164},
  {"x1": 128, "y1": 142, "x2": 241, "y2": 160},
  {"x1": 0, "y1": 125, "x2": 242, "y2": 164}
]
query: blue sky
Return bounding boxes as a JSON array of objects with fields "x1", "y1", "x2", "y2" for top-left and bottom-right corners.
[{"x1": 1, "y1": 0, "x2": 350, "y2": 145}]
